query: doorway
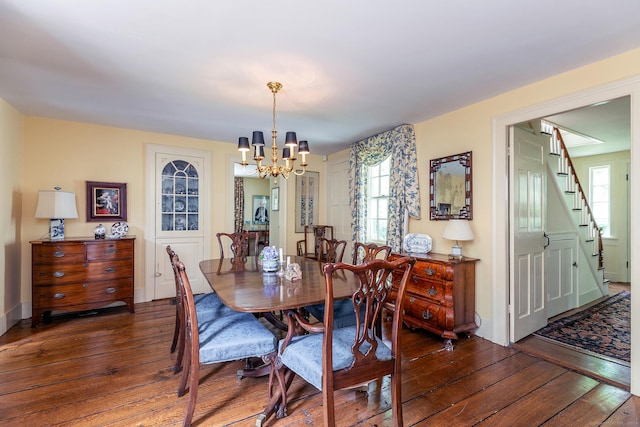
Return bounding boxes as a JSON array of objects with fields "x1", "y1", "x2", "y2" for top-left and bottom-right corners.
[{"x1": 492, "y1": 76, "x2": 639, "y2": 394}]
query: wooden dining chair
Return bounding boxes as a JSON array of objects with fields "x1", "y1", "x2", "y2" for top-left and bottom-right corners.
[
  {"x1": 216, "y1": 231, "x2": 257, "y2": 258},
  {"x1": 308, "y1": 241, "x2": 392, "y2": 327},
  {"x1": 352, "y1": 241, "x2": 392, "y2": 264},
  {"x1": 174, "y1": 260, "x2": 278, "y2": 426},
  {"x1": 276, "y1": 256, "x2": 416, "y2": 426},
  {"x1": 166, "y1": 246, "x2": 226, "y2": 374},
  {"x1": 305, "y1": 237, "x2": 351, "y2": 325},
  {"x1": 317, "y1": 237, "x2": 347, "y2": 263}
]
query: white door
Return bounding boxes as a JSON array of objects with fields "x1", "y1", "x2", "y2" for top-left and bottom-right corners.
[
  {"x1": 145, "y1": 145, "x2": 211, "y2": 300},
  {"x1": 511, "y1": 125, "x2": 548, "y2": 342},
  {"x1": 326, "y1": 153, "x2": 353, "y2": 259},
  {"x1": 546, "y1": 234, "x2": 577, "y2": 318}
]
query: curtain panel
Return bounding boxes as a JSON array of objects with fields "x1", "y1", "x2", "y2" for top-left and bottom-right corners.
[
  {"x1": 234, "y1": 177, "x2": 245, "y2": 232},
  {"x1": 349, "y1": 124, "x2": 420, "y2": 252}
]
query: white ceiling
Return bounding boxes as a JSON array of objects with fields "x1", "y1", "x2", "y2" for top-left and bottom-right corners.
[{"x1": 1, "y1": 1, "x2": 639, "y2": 155}]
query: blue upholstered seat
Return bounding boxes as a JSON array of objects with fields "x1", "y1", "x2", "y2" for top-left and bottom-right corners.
[
  {"x1": 279, "y1": 326, "x2": 391, "y2": 390},
  {"x1": 194, "y1": 292, "x2": 224, "y2": 311},
  {"x1": 197, "y1": 307, "x2": 276, "y2": 364},
  {"x1": 305, "y1": 299, "x2": 363, "y2": 329}
]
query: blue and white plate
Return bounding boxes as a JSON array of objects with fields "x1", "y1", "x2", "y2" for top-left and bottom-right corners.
[
  {"x1": 111, "y1": 221, "x2": 129, "y2": 238},
  {"x1": 403, "y1": 233, "x2": 432, "y2": 253}
]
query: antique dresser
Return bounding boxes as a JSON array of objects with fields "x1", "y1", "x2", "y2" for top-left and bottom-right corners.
[
  {"x1": 388, "y1": 252, "x2": 479, "y2": 348},
  {"x1": 31, "y1": 237, "x2": 135, "y2": 327}
]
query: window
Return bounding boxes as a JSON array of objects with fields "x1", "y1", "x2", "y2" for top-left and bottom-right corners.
[
  {"x1": 367, "y1": 157, "x2": 390, "y2": 242},
  {"x1": 589, "y1": 165, "x2": 610, "y2": 237}
]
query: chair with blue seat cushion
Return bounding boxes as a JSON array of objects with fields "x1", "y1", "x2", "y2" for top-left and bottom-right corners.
[
  {"x1": 276, "y1": 256, "x2": 416, "y2": 426},
  {"x1": 307, "y1": 241, "x2": 392, "y2": 328},
  {"x1": 175, "y1": 260, "x2": 278, "y2": 426},
  {"x1": 166, "y1": 246, "x2": 227, "y2": 374},
  {"x1": 305, "y1": 237, "x2": 349, "y2": 325}
]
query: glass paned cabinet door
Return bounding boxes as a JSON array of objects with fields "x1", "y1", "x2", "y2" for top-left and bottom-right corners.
[{"x1": 161, "y1": 160, "x2": 200, "y2": 231}]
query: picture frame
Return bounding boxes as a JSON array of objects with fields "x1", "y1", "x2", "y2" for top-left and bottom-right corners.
[
  {"x1": 295, "y1": 171, "x2": 319, "y2": 233},
  {"x1": 86, "y1": 181, "x2": 127, "y2": 222},
  {"x1": 271, "y1": 187, "x2": 279, "y2": 211},
  {"x1": 429, "y1": 151, "x2": 472, "y2": 220},
  {"x1": 253, "y1": 195, "x2": 270, "y2": 224}
]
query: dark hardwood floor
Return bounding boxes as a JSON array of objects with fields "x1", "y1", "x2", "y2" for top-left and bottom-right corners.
[{"x1": 1, "y1": 298, "x2": 639, "y2": 426}]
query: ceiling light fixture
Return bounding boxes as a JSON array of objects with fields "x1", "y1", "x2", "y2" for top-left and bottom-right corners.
[{"x1": 237, "y1": 81, "x2": 309, "y2": 180}]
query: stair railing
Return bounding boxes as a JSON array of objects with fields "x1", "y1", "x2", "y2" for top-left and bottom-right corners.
[{"x1": 542, "y1": 122, "x2": 604, "y2": 270}]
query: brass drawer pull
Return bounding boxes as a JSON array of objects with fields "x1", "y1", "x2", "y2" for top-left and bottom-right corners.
[
  {"x1": 425, "y1": 267, "x2": 436, "y2": 276},
  {"x1": 427, "y1": 287, "x2": 438, "y2": 297},
  {"x1": 52, "y1": 271, "x2": 65, "y2": 278},
  {"x1": 105, "y1": 267, "x2": 116, "y2": 273},
  {"x1": 53, "y1": 251, "x2": 65, "y2": 258},
  {"x1": 106, "y1": 249, "x2": 116, "y2": 255},
  {"x1": 53, "y1": 293, "x2": 65, "y2": 299},
  {"x1": 409, "y1": 297, "x2": 416, "y2": 304},
  {"x1": 412, "y1": 276, "x2": 419, "y2": 284},
  {"x1": 105, "y1": 287, "x2": 116, "y2": 294},
  {"x1": 422, "y1": 310, "x2": 433, "y2": 320}
]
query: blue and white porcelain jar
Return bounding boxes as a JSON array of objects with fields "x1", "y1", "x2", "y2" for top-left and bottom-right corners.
[
  {"x1": 262, "y1": 258, "x2": 279, "y2": 273},
  {"x1": 260, "y1": 246, "x2": 280, "y2": 273}
]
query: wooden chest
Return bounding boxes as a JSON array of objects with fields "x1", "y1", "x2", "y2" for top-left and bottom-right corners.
[
  {"x1": 388, "y1": 252, "x2": 478, "y2": 341},
  {"x1": 31, "y1": 237, "x2": 135, "y2": 327}
]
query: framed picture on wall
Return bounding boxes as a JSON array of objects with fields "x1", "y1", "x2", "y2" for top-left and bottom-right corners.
[
  {"x1": 253, "y1": 195, "x2": 270, "y2": 224},
  {"x1": 271, "y1": 187, "x2": 279, "y2": 211},
  {"x1": 86, "y1": 181, "x2": 127, "y2": 222},
  {"x1": 295, "y1": 171, "x2": 319, "y2": 233}
]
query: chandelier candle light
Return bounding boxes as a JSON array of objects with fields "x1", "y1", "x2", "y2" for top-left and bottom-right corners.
[{"x1": 238, "y1": 81, "x2": 310, "y2": 179}]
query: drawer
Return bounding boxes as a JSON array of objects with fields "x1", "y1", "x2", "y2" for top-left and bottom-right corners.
[
  {"x1": 34, "y1": 278, "x2": 133, "y2": 308},
  {"x1": 32, "y1": 243, "x2": 84, "y2": 264},
  {"x1": 406, "y1": 275, "x2": 445, "y2": 303},
  {"x1": 412, "y1": 260, "x2": 447, "y2": 281},
  {"x1": 33, "y1": 262, "x2": 89, "y2": 285},
  {"x1": 86, "y1": 240, "x2": 134, "y2": 261},
  {"x1": 404, "y1": 295, "x2": 444, "y2": 329},
  {"x1": 33, "y1": 259, "x2": 133, "y2": 285},
  {"x1": 85, "y1": 260, "x2": 133, "y2": 280}
]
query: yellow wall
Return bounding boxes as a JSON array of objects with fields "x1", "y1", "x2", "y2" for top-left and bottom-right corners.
[
  {"x1": 16, "y1": 117, "x2": 325, "y2": 325},
  {"x1": 0, "y1": 98, "x2": 23, "y2": 332},
  {"x1": 409, "y1": 48, "x2": 640, "y2": 334}
]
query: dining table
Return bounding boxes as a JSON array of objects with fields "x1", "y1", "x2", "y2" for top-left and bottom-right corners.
[{"x1": 198, "y1": 255, "x2": 360, "y2": 425}]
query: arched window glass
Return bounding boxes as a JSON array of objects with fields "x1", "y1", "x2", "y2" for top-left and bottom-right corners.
[{"x1": 161, "y1": 160, "x2": 199, "y2": 231}]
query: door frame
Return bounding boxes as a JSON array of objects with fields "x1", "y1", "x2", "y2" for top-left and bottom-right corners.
[
  {"x1": 144, "y1": 144, "x2": 212, "y2": 302},
  {"x1": 492, "y1": 75, "x2": 640, "y2": 394}
]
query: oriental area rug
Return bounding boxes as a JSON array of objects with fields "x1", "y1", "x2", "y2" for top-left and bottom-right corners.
[{"x1": 534, "y1": 291, "x2": 630, "y2": 363}]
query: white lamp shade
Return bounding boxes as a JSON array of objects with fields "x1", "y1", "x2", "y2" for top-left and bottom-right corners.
[
  {"x1": 35, "y1": 190, "x2": 78, "y2": 219},
  {"x1": 443, "y1": 219, "x2": 474, "y2": 241}
]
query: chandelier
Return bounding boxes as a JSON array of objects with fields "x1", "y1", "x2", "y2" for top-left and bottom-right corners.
[{"x1": 237, "y1": 81, "x2": 309, "y2": 179}]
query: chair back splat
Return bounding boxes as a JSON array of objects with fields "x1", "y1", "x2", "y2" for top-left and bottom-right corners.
[
  {"x1": 216, "y1": 231, "x2": 258, "y2": 258},
  {"x1": 278, "y1": 256, "x2": 416, "y2": 426},
  {"x1": 352, "y1": 241, "x2": 392, "y2": 264},
  {"x1": 317, "y1": 237, "x2": 347, "y2": 263}
]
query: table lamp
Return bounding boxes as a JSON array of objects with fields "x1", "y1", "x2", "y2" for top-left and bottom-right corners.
[
  {"x1": 35, "y1": 187, "x2": 78, "y2": 240},
  {"x1": 442, "y1": 219, "x2": 474, "y2": 257}
]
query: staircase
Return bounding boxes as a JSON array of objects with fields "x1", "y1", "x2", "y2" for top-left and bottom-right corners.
[{"x1": 541, "y1": 121, "x2": 607, "y2": 297}]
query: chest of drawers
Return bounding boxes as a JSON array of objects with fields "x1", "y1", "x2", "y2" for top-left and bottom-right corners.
[
  {"x1": 31, "y1": 237, "x2": 135, "y2": 327},
  {"x1": 389, "y1": 252, "x2": 478, "y2": 341}
]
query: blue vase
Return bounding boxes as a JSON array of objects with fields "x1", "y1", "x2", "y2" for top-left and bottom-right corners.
[{"x1": 262, "y1": 258, "x2": 279, "y2": 273}]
